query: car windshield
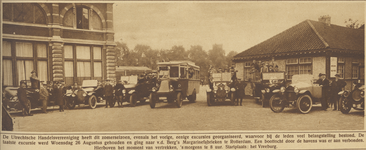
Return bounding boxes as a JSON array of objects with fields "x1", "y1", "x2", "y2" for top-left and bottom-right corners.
[
  {"x1": 292, "y1": 74, "x2": 313, "y2": 84},
  {"x1": 82, "y1": 80, "x2": 98, "y2": 87},
  {"x1": 212, "y1": 72, "x2": 231, "y2": 82}
]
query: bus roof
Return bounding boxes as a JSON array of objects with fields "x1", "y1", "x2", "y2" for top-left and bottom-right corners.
[{"x1": 157, "y1": 61, "x2": 200, "y2": 69}]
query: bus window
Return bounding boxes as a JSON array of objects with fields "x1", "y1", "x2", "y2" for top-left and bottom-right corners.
[
  {"x1": 180, "y1": 67, "x2": 186, "y2": 79},
  {"x1": 159, "y1": 66, "x2": 169, "y2": 78},
  {"x1": 170, "y1": 66, "x2": 179, "y2": 78}
]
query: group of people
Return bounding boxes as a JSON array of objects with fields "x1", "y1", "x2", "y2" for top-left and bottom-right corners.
[
  {"x1": 316, "y1": 73, "x2": 347, "y2": 111},
  {"x1": 251, "y1": 60, "x2": 279, "y2": 73}
]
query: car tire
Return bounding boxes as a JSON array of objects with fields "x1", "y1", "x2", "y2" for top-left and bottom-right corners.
[
  {"x1": 176, "y1": 92, "x2": 182, "y2": 108},
  {"x1": 88, "y1": 95, "x2": 97, "y2": 109},
  {"x1": 296, "y1": 94, "x2": 313, "y2": 114},
  {"x1": 340, "y1": 97, "x2": 351, "y2": 114},
  {"x1": 130, "y1": 93, "x2": 137, "y2": 107},
  {"x1": 269, "y1": 94, "x2": 285, "y2": 113},
  {"x1": 189, "y1": 90, "x2": 197, "y2": 103},
  {"x1": 149, "y1": 93, "x2": 157, "y2": 108}
]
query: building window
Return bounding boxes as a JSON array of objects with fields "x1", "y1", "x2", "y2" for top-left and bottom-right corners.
[
  {"x1": 63, "y1": 6, "x2": 102, "y2": 30},
  {"x1": 2, "y1": 41, "x2": 48, "y2": 86},
  {"x1": 3, "y1": 3, "x2": 46, "y2": 24},
  {"x1": 64, "y1": 45, "x2": 104, "y2": 85},
  {"x1": 286, "y1": 57, "x2": 312, "y2": 79},
  {"x1": 337, "y1": 57, "x2": 345, "y2": 78}
]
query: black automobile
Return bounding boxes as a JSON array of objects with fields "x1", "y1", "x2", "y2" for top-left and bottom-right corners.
[
  {"x1": 339, "y1": 82, "x2": 364, "y2": 114},
  {"x1": 127, "y1": 73, "x2": 159, "y2": 107},
  {"x1": 253, "y1": 72, "x2": 286, "y2": 107},
  {"x1": 65, "y1": 80, "x2": 104, "y2": 109},
  {"x1": 206, "y1": 72, "x2": 236, "y2": 106}
]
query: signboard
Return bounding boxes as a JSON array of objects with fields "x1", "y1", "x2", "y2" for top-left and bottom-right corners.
[{"x1": 330, "y1": 57, "x2": 337, "y2": 77}]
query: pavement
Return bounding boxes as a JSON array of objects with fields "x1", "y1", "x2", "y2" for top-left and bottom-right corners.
[{"x1": 8, "y1": 85, "x2": 364, "y2": 132}]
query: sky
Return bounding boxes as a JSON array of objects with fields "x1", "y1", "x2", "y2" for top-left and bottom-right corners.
[{"x1": 113, "y1": 2, "x2": 364, "y2": 54}]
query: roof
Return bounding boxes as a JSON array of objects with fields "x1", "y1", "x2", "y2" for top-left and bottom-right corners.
[
  {"x1": 116, "y1": 66, "x2": 152, "y2": 72},
  {"x1": 157, "y1": 61, "x2": 200, "y2": 69},
  {"x1": 234, "y1": 20, "x2": 364, "y2": 59}
]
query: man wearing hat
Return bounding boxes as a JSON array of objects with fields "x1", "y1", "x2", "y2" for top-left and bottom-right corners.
[
  {"x1": 17, "y1": 81, "x2": 32, "y2": 116},
  {"x1": 30, "y1": 70, "x2": 40, "y2": 89},
  {"x1": 316, "y1": 73, "x2": 330, "y2": 110},
  {"x1": 54, "y1": 81, "x2": 65, "y2": 112},
  {"x1": 330, "y1": 74, "x2": 346, "y2": 110},
  {"x1": 104, "y1": 79, "x2": 114, "y2": 108}
]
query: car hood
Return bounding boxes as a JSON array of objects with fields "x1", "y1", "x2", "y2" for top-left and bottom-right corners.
[
  {"x1": 82, "y1": 87, "x2": 95, "y2": 93},
  {"x1": 291, "y1": 82, "x2": 312, "y2": 89},
  {"x1": 124, "y1": 84, "x2": 136, "y2": 89},
  {"x1": 4, "y1": 87, "x2": 19, "y2": 96}
]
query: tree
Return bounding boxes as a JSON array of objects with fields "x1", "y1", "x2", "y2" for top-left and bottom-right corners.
[
  {"x1": 208, "y1": 44, "x2": 227, "y2": 70},
  {"x1": 226, "y1": 51, "x2": 238, "y2": 67},
  {"x1": 188, "y1": 45, "x2": 210, "y2": 80},
  {"x1": 345, "y1": 18, "x2": 364, "y2": 29}
]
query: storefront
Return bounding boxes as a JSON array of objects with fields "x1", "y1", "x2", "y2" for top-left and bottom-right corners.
[
  {"x1": 233, "y1": 18, "x2": 364, "y2": 91},
  {"x1": 2, "y1": 3, "x2": 116, "y2": 86}
]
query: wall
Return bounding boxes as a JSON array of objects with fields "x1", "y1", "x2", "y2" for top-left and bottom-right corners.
[{"x1": 312, "y1": 56, "x2": 326, "y2": 79}]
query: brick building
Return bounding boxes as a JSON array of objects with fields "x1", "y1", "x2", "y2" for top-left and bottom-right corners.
[
  {"x1": 2, "y1": 3, "x2": 116, "y2": 86},
  {"x1": 233, "y1": 18, "x2": 364, "y2": 90}
]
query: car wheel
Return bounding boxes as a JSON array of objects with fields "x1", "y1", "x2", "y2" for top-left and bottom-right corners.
[
  {"x1": 149, "y1": 93, "x2": 157, "y2": 108},
  {"x1": 130, "y1": 93, "x2": 137, "y2": 107},
  {"x1": 88, "y1": 95, "x2": 97, "y2": 109},
  {"x1": 176, "y1": 92, "x2": 183, "y2": 108},
  {"x1": 296, "y1": 95, "x2": 313, "y2": 114},
  {"x1": 207, "y1": 92, "x2": 212, "y2": 106},
  {"x1": 261, "y1": 94, "x2": 266, "y2": 107},
  {"x1": 189, "y1": 90, "x2": 197, "y2": 103},
  {"x1": 340, "y1": 97, "x2": 351, "y2": 114},
  {"x1": 66, "y1": 97, "x2": 76, "y2": 109},
  {"x1": 269, "y1": 94, "x2": 285, "y2": 113}
]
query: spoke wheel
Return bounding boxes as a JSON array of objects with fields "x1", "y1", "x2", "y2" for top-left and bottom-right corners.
[
  {"x1": 269, "y1": 94, "x2": 285, "y2": 113},
  {"x1": 176, "y1": 92, "x2": 183, "y2": 108},
  {"x1": 88, "y1": 95, "x2": 97, "y2": 109},
  {"x1": 129, "y1": 93, "x2": 137, "y2": 107},
  {"x1": 296, "y1": 95, "x2": 313, "y2": 114},
  {"x1": 149, "y1": 93, "x2": 157, "y2": 108},
  {"x1": 340, "y1": 97, "x2": 351, "y2": 114}
]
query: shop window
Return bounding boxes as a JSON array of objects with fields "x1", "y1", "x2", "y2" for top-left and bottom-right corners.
[{"x1": 3, "y1": 3, "x2": 46, "y2": 24}]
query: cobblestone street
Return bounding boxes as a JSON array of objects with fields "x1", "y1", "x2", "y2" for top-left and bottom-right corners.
[{"x1": 10, "y1": 86, "x2": 364, "y2": 132}]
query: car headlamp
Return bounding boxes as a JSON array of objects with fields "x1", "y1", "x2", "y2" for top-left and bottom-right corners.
[
  {"x1": 280, "y1": 87, "x2": 286, "y2": 93},
  {"x1": 152, "y1": 87, "x2": 157, "y2": 92},
  {"x1": 83, "y1": 93, "x2": 87, "y2": 97},
  {"x1": 343, "y1": 91, "x2": 349, "y2": 97},
  {"x1": 169, "y1": 85, "x2": 174, "y2": 92},
  {"x1": 231, "y1": 88, "x2": 236, "y2": 92},
  {"x1": 122, "y1": 89, "x2": 126, "y2": 94},
  {"x1": 294, "y1": 87, "x2": 299, "y2": 94},
  {"x1": 72, "y1": 95, "x2": 75, "y2": 97},
  {"x1": 35, "y1": 89, "x2": 40, "y2": 92},
  {"x1": 265, "y1": 88, "x2": 270, "y2": 93},
  {"x1": 361, "y1": 91, "x2": 364, "y2": 98},
  {"x1": 261, "y1": 90, "x2": 266, "y2": 94}
]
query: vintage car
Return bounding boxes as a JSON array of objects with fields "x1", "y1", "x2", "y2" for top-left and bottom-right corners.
[
  {"x1": 149, "y1": 61, "x2": 200, "y2": 108},
  {"x1": 339, "y1": 82, "x2": 364, "y2": 114},
  {"x1": 65, "y1": 80, "x2": 104, "y2": 109},
  {"x1": 253, "y1": 72, "x2": 286, "y2": 107},
  {"x1": 123, "y1": 73, "x2": 158, "y2": 107},
  {"x1": 269, "y1": 74, "x2": 322, "y2": 114},
  {"x1": 2, "y1": 80, "x2": 54, "y2": 114},
  {"x1": 206, "y1": 72, "x2": 236, "y2": 106},
  {"x1": 120, "y1": 75, "x2": 144, "y2": 106}
]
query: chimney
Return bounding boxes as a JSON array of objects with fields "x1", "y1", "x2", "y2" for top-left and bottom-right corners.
[{"x1": 318, "y1": 15, "x2": 331, "y2": 26}]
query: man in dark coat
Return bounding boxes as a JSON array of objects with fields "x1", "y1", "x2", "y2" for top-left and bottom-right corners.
[
  {"x1": 315, "y1": 73, "x2": 330, "y2": 110},
  {"x1": 236, "y1": 79, "x2": 247, "y2": 106},
  {"x1": 17, "y1": 81, "x2": 32, "y2": 116},
  {"x1": 30, "y1": 70, "x2": 40, "y2": 89},
  {"x1": 330, "y1": 74, "x2": 346, "y2": 111},
  {"x1": 104, "y1": 80, "x2": 114, "y2": 108},
  {"x1": 114, "y1": 80, "x2": 125, "y2": 107},
  {"x1": 55, "y1": 81, "x2": 65, "y2": 112}
]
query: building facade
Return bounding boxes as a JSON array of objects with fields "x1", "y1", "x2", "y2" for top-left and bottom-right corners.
[
  {"x1": 2, "y1": 3, "x2": 116, "y2": 86},
  {"x1": 233, "y1": 18, "x2": 364, "y2": 91}
]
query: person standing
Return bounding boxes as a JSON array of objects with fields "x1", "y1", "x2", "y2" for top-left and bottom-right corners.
[
  {"x1": 55, "y1": 81, "x2": 65, "y2": 112},
  {"x1": 17, "y1": 81, "x2": 32, "y2": 116},
  {"x1": 30, "y1": 70, "x2": 40, "y2": 89},
  {"x1": 330, "y1": 74, "x2": 346, "y2": 111},
  {"x1": 104, "y1": 80, "x2": 114, "y2": 108},
  {"x1": 39, "y1": 82, "x2": 49, "y2": 113},
  {"x1": 316, "y1": 73, "x2": 330, "y2": 110},
  {"x1": 236, "y1": 79, "x2": 247, "y2": 106},
  {"x1": 114, "y1": 80, "x2": 125, "y2": 107}
]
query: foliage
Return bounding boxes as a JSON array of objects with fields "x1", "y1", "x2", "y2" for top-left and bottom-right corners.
[{"x1": 345, "y1": 18, "x2": 364, "y2": 29}]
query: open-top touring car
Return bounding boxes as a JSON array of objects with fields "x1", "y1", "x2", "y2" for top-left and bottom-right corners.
[
  {"x1": 269, "y1": 74, "x2": 322, "y2": 114},
  {"x1": 253, "y1": 72, "x2": 286, "y2": 107},
  {"x1": 149, "y1": 61, "x2": 200, "y2": 108},
  {"x1": 206, "y1": 72, "x2": 236, "y2": 106},
  {"x1": 339, "y1": 82, "x2": 364, "y2": 114},
  {"x1": 65, "y1": 80, "x2": 104, "y2": 109}
]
